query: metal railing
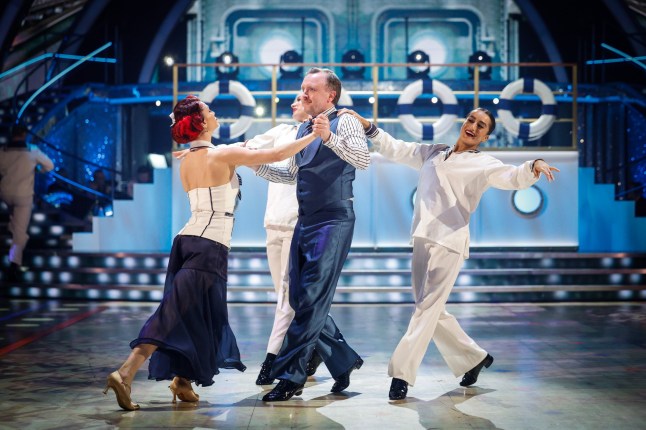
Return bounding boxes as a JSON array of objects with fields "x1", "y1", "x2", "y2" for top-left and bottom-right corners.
[{"x1": 172, "y1": 61, "x2": 578, "y2": 149}]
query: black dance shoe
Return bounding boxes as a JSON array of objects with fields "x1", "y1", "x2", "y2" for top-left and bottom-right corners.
[
  {"x1": 331, "y1": 358, "x2": 364, "y2": 393},
  {"x1": 262, "y1": 379, "x2": 304, "y2": 402},
  {"x1": 460, "y1": 354, "x2": 494, "y2": 387},
  {"x1": 7, "y1": 263, "x2": 23, "y2": 282},
  {"x1": 255, "y1": 353, "x2": 276, "y2": 385},
  {"x1": 388, "y1": 378, "x2": 408, "y2": 400},
  {"x1": 306, "y1": 349, "x2": 323, "y2": 377}
]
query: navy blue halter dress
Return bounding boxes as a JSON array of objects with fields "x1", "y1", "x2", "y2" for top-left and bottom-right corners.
[{"x1": 130, "y1": 159, "x2": 246, "y2": 386}]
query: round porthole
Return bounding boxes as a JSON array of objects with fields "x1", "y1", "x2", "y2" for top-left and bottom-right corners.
[{"x1": 511, "y1": 185, "x2": 544, "y2": 217}]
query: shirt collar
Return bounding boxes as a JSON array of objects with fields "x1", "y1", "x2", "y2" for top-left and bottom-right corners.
[
  {"x1": 444, "y1": 147, "x2": 480, "y2": 160},
  {"x1": 320, "y1": 107, "x2": 337, "y2": 118}
]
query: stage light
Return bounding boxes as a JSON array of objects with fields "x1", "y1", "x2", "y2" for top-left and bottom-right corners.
[
  {"x1": 47, "y1": 288, "x2": 61, "y2": 298},
  {"x1": 49, "y1": 256, "x2": 61, "y2": 267},
  {"x1": 619, "y1": 290, "x2": 633, "y2": 299},
  {"x1": 128, "y1": 290, "x2": 143, "y2": 300},
  {"x1": 279, "y1": 50, "x2": 303, "y2": 79},
  {"x1": 215, "y1": 51, "x2": 239, "y2": 80},
  {"x1": 124, "y1": 257, "x2": 136, "y2": 268},
  {"x1": 117, "y1": 273, "x2": 129, "y2": 283},
  {"x1": 341, "y1": 49, "x2": 365, "y2": 79},
  {"x1": 163, "y1": 56, "x2": 174, "y2": 67},
  {"x1": 407, "y1": 50, "x2": 430, "y2": 79},
  {"x1": 468, "y1": 50, "x2": 492, "y2": 80}
]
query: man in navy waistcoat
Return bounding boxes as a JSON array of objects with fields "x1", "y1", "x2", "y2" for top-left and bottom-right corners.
[{"x1": 255, "y1": 68, "x2": 370, "y2": 401}]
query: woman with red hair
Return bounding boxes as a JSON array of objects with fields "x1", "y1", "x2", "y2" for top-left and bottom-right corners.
[{"x1": 103, "y1": 95, "x2": 320, "y2": 411}]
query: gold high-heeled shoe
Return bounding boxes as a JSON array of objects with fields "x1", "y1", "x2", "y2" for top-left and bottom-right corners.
[
  {"x1": 169, "y1": 376, "x2": 199, "y2": 403},
  {"x1": 103, "y1": 371, "x2": 140, "y2": 411}
]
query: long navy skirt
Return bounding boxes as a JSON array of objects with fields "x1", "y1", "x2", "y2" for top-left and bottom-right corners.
[{"x1": 130, "y1": 235, "x2": 246, "y2": 387}]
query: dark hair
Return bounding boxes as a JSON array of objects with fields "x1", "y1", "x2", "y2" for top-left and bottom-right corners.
[
  {"x1": 473, "y1": 107, "x2": 496, "y2": 135},
  {"x1": 306, "y1": 67, "x2": 342, "y2": 105},
  {"x1": 171, "y1": 95, "x2": 205, "y2": 143}
]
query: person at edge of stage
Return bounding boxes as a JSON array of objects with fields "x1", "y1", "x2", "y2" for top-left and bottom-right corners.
[
  {"x1": 339, "y1": 107, "x2": 560, "y2": 400},
  {"x1": 0, "y1": 124, "x2": 54, "y2": 281},
  {"x1": 103, "y1": 94, "x2": 321, "y2": 411},
  {"x1": 254, "y1": 68, "x2": 371, "y2": 402}
]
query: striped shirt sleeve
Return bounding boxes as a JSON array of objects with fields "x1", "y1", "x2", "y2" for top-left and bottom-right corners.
[
  {"x1": 255, "y1": 156, "x2": 298, "y2": 184},
  {"x1": 322, "y1": 114, "x2": 371, "y2": 170}
]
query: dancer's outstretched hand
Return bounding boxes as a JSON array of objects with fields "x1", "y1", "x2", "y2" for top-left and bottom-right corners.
[{"x1": 533, "y1": 160, "x2": 560, "y2": 182}]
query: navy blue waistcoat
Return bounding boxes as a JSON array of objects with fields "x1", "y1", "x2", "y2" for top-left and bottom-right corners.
[{"x1": 295, "y1": 112, "x2": 355, "y2": 216}]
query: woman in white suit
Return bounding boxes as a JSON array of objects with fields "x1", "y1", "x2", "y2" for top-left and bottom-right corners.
[{"x1": 341, "y1": 107, "x2": 559, "y2": 400}]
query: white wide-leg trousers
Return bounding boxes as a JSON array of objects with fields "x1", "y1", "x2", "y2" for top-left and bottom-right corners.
[
  {"x1": 388, "y1": 238, "x2": 487, "y2": 386},
  {"x1": 265, "y1": 227, "x2": 295, "y2": 355}
]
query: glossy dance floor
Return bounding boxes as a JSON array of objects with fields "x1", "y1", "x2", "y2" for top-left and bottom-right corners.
[{"x1": 1, "y1": 300, "x2": 646, "y2": 429}]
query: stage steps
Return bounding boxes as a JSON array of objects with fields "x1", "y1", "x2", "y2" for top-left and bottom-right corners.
[{"x1": 1, "y1": 248, "x2": 645, "y2": 303}]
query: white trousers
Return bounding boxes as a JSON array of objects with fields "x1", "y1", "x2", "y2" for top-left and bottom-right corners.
[
  {"x1": 1, "y1": 194, "x2": 33, "y2": 266},
  {"x1": 388, "y1": 238, "x2": 487, "y2": 386},
  {"x1": 265, "y1": 227, "x2": 295, "y2": 355}
]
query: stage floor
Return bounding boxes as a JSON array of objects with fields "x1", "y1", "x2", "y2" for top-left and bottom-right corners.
[{"x1": 1, "y1": 300, "x2": 645, "y2": 429}]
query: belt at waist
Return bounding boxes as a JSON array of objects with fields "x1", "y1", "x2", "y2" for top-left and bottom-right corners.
[{"x1": 298, "y1": 199, "x2": 353, "y2": 217}]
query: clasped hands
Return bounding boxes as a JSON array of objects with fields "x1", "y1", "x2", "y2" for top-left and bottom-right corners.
[{"x1": 308, "y1": 114, "x2": 331, "y2": 142}]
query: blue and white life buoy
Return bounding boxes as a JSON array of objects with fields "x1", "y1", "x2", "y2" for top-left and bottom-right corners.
[
  {"x1": 199, "y1": 80, "x2": 256, "y2": 139},
  {"x1": 397, "y1": 79, "x2": 459, "y2": 141},
  {"x1": 497, "y1": 78, "x2": 557, "y2": 141}
]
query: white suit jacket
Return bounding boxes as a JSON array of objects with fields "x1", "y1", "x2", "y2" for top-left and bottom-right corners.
[{"x1": 370, "y1": 129, "x2": 539, "y2": 258}]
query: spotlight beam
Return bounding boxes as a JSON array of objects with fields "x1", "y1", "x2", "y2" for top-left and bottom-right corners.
[
  {"x1": 17, "y1": 42, "x2": 113, "y2": 120},
  {"x1": 585, "y1": 43, "x2": 646, "y2": 71}
]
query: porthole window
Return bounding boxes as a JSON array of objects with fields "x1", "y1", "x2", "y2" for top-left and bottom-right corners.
[{"x1": 511, "y1": 185, "x2": 544, "y2": 217}]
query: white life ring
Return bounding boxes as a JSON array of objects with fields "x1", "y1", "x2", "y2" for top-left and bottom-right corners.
[
  {"x1": 397, "y1": 79, "x2": 459, "y2": 141},
  {"x1": 337, "y1": 87, "x2": 353, "y2": 108},
  {"x1": 497, "y1": 78, "x2": 557, "y2": 141},
  {"x1": 199, "y1": 80, "x2": 256, "y2": 139}
]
